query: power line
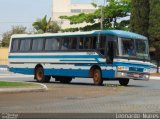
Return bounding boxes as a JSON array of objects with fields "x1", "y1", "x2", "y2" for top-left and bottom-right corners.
[{"x1": 0, "y1": 22, "x2": 33, "y2": 24}]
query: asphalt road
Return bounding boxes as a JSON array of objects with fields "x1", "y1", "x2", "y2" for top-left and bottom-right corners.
[{"x1": 0, "y1": 76, "x2": 160, "y2": 113}]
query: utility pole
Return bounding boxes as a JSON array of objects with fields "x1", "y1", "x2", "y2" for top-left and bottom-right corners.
[
  {"x1": 100, "y1": 5, "x2": 103, "y2": 30},
  {"x1": 100, "y1": 0, "x2": 106, "y2": 30},
  {"x1": 51, "y1": 0, "x2": 54, "y2": 20}
]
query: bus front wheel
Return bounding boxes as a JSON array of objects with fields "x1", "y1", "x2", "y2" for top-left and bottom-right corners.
[
  {"x1": 119, "y1": 78, "x2": 129, "y2": 86},
  {"x1": 35, "y1": 67, "x2": 51, "y2": 83},
  {"x1": 93, "y1": 69, "x2": 103, "y2": 86}
]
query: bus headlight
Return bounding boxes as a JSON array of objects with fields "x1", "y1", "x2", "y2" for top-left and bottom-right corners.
[
  {"x1": 144, "y1": 75, "x2": 150, "y2": 79},
  {"x1": 117, "y1": 66, "x2": 129, "y2": 71}
]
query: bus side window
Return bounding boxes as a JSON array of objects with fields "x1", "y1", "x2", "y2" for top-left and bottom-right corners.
[
  {"x1": 61, "y1": 37, "x2": 70, "y2": 50},
  {"x1": 84, "y1": 37, "x2": 96, "y2": 50},
  {"x1": 78, "y1": 37, "x2": 96, "y2": 50},
  {"x1": 98, "y1": 36, "x2": 106, "y2": 55},
  {"x1": 79, "y1": 37, "x2": 84, "y2": 49},
  {"x1": 107, "y1": 41, "x2": 114, "y2": 62},
  {"x1": 92, "y1": 36, "x2": 97, "y2": 50},
  {"x1": 70, "y1": 37, "x2": 77, "y2": 50},
  {"x1": 32, "y1": 38, "x2": 44, "y2": 52},
  {"x1": 84, "y1": 37, "x2": 89, "y2": 49},
  {"x1": 19, "y1": 39, "x2": 32, "y2": 52},
  {"x1": 106, "y1": 35, "x2": 118, "y2": 63},
  {"x1": 45, "y1": 38, "x2": 60, "y2": 51},
  {"x1": 11, "y1": 39, "x2": 19, "y2": 52}
]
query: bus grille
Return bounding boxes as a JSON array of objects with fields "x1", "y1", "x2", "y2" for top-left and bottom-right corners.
[{"x1": 129, "y1": 67, "x2": 144, "y2": 72}]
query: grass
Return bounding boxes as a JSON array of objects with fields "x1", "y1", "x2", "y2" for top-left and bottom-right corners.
[{"x1": 0, "y1": 81, "x2": 39, "y2": 88}]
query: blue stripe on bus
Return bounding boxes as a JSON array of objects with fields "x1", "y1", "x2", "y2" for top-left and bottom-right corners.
[
  {"x1": 9, "y1": 68, "x2": 89, "y2": 77},
  {"x1": 9, "y1": 68, "x2": 116, "y2": 78},
  {"x1": 9, "y1": 68, "x2": 34, "y2": 75},
  {"x1": 8, "y1": 55, "x2": 100, "y2": 59},
  {"x1": 59, "y1": 60, "x2": 96, "y2": 62},
  {"x1": 113, "y1": 62, "x2": 151, "y2": 68},
  {"x1": 102, "y1": 70, "x2": 115, "y2": 78}
]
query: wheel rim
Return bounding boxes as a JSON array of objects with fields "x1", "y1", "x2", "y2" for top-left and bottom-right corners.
[
  {"x1": 94, "y1": 72, "x2": 99, "y2": 82},
  {"x1": 37, "y1": 70, "x2": 43, "y2": 81}
]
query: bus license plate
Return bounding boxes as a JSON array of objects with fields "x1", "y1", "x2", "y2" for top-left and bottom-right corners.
[{"x1": 134, "y1": 74, "x2": 139, "y2": 78}]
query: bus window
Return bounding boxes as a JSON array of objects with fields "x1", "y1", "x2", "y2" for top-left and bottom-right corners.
[
  {"x1": 61, "y1": 37, "x2": 70, "y2": 50},
  {"x1": 122, "y1": 39, "x2": 135, "y2": 56},
  {"x1": 98, "y1": 36, "x2": 106, "y2": 55},
  {"x1": 84, "y1": 38, "x2": 91, "y2": 49},
  {"x1": 32, "y1": 38, "x2": 44, "y2": 51},
  {"x1": 106, "y1": 35, "x2": 118, "y2": 63},
  {"x1": 70, "y1": 37, "x2": 77, "y2": 49},
  {"x1": 107, "y1": 41, "x2": 114, "y2": 63},
  {"x1": 60, "y1": 37, "x2": 78, "y2": 50},
  {"x1": 45, "y1": 38, "x2": 60, "y2": 51},
  {"x1": 19, "y1": 39, "x2": 32, "y2": 52},
  {"x1": 11, "y1": 39, "x2": 19, "y2": 52},
  {"x1": 78, "y1": 37, "x2": 96, "y2": 50},
  {"x1": 92, "y1": 37, "x2": 97, "y2": 50},
  {"x1": 79, "y1": 37, "x2": 84, "y2": 49}
]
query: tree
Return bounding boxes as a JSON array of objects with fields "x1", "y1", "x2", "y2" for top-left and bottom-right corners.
[
  {"x1": 1, "y1": 26, "x2": 26, "y2": 47},
  {"x1": 32, "y1": 15, "x2": 60, "y2": 33},
  {"x1": 130, "y1": 0, "x2": 150, "y2": 37},
  {"x1": 60, "y1": 0, "x2": 131, "y2": 32},
  {"x1": 148, "y1": 0, "x2": 160, "y2": 72}
]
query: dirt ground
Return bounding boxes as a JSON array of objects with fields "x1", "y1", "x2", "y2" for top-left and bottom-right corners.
[{"x1": 151, "y1": 73, "x2": 160, "y2": 76}]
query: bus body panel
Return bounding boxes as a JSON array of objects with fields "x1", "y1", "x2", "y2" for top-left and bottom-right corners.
[
  {"x1": 9, "y1": 52, "x2": 116, "y2": 78},
  {"x1": 9, "y1": 52, "x2": 153, "y2": 79}
]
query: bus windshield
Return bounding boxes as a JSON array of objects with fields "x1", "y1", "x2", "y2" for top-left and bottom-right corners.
[{"x1": 119, "y1": 38, "x2": 150, "y2": 60}]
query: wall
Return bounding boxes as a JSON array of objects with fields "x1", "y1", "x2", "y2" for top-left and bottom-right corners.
[{"x1": 0, "y1": 47, "x2": 8, "y2": 65}]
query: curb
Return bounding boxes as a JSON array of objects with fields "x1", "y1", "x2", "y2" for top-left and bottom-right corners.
[
  {"x1": 0, "y1": 81, "x2": 48, "y2": 93},
  {"x1": 0, "y1": 74, "x2": 33, "y2": 78}
]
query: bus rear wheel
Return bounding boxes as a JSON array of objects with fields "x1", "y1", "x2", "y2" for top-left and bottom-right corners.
[
  {"x1": 119, "y1": 78, "x2": 129, "y2": 86},
  {"x1": 35, "y1": 67, "x2": 51, "y2": 83},
  {"x1": 93, "y1": 69, "x2": 103, "y2": 86},
  {"x1": 56, "y1": 77, "x2": 72, "y2": 84}
]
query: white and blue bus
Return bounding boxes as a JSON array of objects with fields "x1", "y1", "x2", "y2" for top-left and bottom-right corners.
[{"x1": 8, "y1": 30, "x2": 156, "y2": 85}]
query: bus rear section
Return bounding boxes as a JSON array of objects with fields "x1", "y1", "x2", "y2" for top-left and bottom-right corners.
[{"x1": 8, "y1": 30, "x2": 157, "y2": 86}]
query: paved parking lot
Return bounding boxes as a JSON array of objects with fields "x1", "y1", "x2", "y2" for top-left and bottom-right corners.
[{"x1": 0, "y1": 77, "x2": 160, "y2": 113}]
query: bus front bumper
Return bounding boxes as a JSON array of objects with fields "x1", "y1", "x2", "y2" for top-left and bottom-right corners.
[{"x1": 116, "y1": 71, "x2": 150, "y2": 81}]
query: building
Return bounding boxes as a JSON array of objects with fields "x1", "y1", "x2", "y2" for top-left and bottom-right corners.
[
  {"x1": 0, "y1": 47, "x2": 8, "y2": 65},
  {"x1": 52, "y1": 0, "x2": 97, "y2": 29}
]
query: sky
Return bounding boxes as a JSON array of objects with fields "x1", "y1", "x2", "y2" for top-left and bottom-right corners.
[{"x1": 0, "y1": 0, "x2": 105, "y2": 40}]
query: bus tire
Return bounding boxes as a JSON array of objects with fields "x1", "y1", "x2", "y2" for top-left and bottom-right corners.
[
  {"x1": 119, "y1": 78, "x2": 129, "y2": 86},
  {"x1": 93, "y1": 69, "x2": 103, "y2": 86},
  {"x1": 35, "y1": 67, "x2": 51, "y2": 83}
]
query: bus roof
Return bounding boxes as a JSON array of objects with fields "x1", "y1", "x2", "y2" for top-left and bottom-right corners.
[{"x1": 11, "y1": 30, "x2": 147, "y2": 40}]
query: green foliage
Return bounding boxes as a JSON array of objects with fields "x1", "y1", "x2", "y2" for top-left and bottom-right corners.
[
  {"x1": 60, "y1": 0, "x2": 131, "y2": 32},
  {"x1": 33, "y1": 15, "x2": 60, "y2": 33},
  {"x1": 91, "y1": 2, "x2": 98, "y2": 8},
  {"x1": 148, "y1": 0, "x2": 160, "y2": 60},
  {"x1": 130, "y1": 0, "x2": 160, "y2": 71},
  {"x1": 0, "y1": 81, "x2": 39, "y2": 87},
  {"x1": 130, "y1": 0, "x2": 150, "y2": 37},
  {"x1": 1, "y1": 25, "x2": 26, "y2": 47}
]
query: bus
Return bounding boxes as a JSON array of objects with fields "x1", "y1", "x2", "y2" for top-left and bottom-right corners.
[{"x1": 8, "y1": 30, "x2": 156, "y2": 86}]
